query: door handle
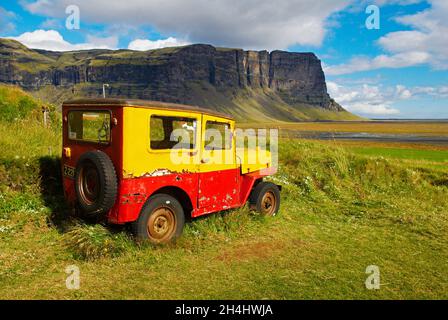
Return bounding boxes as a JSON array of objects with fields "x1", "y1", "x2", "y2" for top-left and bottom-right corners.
[
  {"x1": 189, "y1": 151, "x2": 198, "y2": 156},
  {"x1": 201, "y1": 158, "x2": 210, "y2": 164}
]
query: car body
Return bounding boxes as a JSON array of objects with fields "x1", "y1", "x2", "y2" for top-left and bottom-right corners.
[{"x1": 62, "y1": 98, "x2": 280, "y2": 243}]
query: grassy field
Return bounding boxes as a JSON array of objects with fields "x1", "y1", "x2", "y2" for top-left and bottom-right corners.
[
  {"x1": 316, "y1": 140, "x2": 448, "y2": 167},
  {"x1": 351, "y1": 146, "x2": 448, "y2": 163},
  {"x1": 0, "y1": 86, "x2": 447, "y2": 299}
]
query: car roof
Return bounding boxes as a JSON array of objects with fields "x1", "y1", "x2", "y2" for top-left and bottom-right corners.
[{"x1": 62, "y1": 98, "x2": 234, "y2": 120}]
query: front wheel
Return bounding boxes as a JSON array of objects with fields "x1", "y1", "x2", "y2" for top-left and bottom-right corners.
[
  {"x1": 249, "y1": 181, "x2": 281, "y2": 216},
  {"x1": 132, "y1": 194, "x2": 185, "y2": 243}
]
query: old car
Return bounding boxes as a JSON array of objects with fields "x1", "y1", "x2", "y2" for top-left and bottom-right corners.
[{"x1": 62, "y1": 99, "x2": 280, "y2": 243}]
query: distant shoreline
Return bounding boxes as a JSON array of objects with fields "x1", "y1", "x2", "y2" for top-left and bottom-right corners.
[
  {"x1": 370, "y1": 119, "x2": 448, "y2": 122},
  {"x1": 309, "y1": 119, "x2": 448, "y2": 123}
]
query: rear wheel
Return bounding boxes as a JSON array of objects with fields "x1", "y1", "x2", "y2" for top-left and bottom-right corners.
[
  {"x1": 249, "y1": 181, "x2": 281, "y2": 216},
  {"x1": 132, "y1": 194, "x2": 185, "y2": 243}
]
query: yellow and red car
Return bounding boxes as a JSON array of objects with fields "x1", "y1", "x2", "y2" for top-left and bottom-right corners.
[{"x1": 62, "y1": 99, "x2": 280, "y2": 243}]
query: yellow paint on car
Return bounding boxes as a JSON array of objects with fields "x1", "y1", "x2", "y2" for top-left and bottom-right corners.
[{"x1": 122, "y1": 106, "x2": 272, "y2": 178}]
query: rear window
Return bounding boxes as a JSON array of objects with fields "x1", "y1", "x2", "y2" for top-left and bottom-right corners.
[
  {"x1": 68, "y1": 110, "x2": 111, "y2": 143},
  {"x1": 150, "y1": 115, "x2": 197, "y2": 150}
]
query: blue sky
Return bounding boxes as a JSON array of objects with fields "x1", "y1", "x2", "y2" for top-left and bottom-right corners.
[{"x1": 0, "y1": 0, "x2": 447, "y2": 118}]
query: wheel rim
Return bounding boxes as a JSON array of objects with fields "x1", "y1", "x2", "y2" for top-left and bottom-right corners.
[
  {"x1": 78, "y1": 161, "x2": 100, "y2": 205},
  {"x1": 261, "y1": 191, "x2": 276, "y2": 216},
  {"x1": 147, "y1": 207, "x2": 176, "y2": 242}
]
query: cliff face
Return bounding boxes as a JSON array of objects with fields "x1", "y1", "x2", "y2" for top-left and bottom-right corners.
[{"x1": 0, "y1": 39, "x2": 350, "y2": 121}]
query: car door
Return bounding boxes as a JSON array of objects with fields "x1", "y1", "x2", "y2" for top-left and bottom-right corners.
[{"x1": 198, "y1": 115, "x2": 239, "y2": 210}]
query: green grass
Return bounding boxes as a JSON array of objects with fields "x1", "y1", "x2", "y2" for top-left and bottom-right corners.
[
  {"x1": 0, "y1": 86, "x2": 447, "y2": 299},
  {"x1": 0, "y1": 118, "x2": 61, "y2": 159},
  {"x1": 350, "y1": 146, "x2": 448, "y2": 163},
  {"x1": 297, "y1": 105, "x2": 364, "y2": 121},
  {"x1": 0, "y1": 85, "x2": 40, "y2": 122}
]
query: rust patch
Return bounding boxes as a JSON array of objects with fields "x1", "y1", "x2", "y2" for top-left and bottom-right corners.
[
  {"x1": 121, "y1": 192, "x2": 147, "y2": 205},
  {"x1": 124, "y1": 168, "x2": 186, "y2": 179},
  {"x1": 143, "y1": 169, "x2": 173, "y2": 177}
]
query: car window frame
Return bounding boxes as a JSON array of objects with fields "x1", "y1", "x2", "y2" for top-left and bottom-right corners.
[{"x1": 148, "y1": 114, "x2": 199, "y2": 152}]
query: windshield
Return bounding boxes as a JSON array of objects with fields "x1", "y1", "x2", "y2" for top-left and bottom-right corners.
[{"x1": 68, "y1": 110, "x2": 111, "y2": 143}]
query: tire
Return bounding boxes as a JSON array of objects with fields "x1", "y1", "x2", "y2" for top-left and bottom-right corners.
[
  {"x1": 132, "y1": 194, "x2": 185, "y2": 244},
  {"x1": 74, "y1": 150, "x2": 117, "y2": 218},
  {"x1": 249, "y1": 181, "x2": 281, "y2": 216}
]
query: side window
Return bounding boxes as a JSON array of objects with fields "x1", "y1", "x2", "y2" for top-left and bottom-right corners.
[
  {"x1": 205, "y1": 121, "x2": 232, "y2": 150},
  {"x1": 150, "y1": 115, "x2": 197, "y2": 150},
  {"x1": 68, "y1": 110, "x2": 111, "y2": 143}
]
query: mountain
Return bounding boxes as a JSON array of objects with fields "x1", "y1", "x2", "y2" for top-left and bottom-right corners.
[{"x1": 0, "y1": 38, "x2": 360, "y2": 121}]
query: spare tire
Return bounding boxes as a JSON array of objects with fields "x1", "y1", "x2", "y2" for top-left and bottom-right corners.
[{"x1": 74, "y1": 150, "x2": 117, "y2": 217}]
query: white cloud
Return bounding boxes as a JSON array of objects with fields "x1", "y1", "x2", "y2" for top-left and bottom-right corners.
[
  {"x1": 395, "y1": 84, "x2": 412, "y2": 100},
  {"x1": 347, "y1": 103, "x2": 400, "y2": 116},
  {"x1": 327, "y1": 81, "x2": 400, "y2": 115},
  {"x1": 9, "y1": 29, "x2": 117, "y2": 51},
  {"x1": 128, "y1": 37, "x2": 190, "y2": 51},
  {"x1": 378, "y1": 0, "x2": 448, "y2": 70},
  {"x1": 412, "y1": 86, "x2": 448, "y2": 98},
  {"x1": 20, "y1": 0, "x2": 351, "y2": 50},
  {"x1": 328, "y1": 81, "x2": 448, "y2": 116},
  {"x1": 326, "y1": 0, "x2": 448, "y2": 75},
  {"x1": 325, "y1": 51, "x2": 430, "y2": 75}
]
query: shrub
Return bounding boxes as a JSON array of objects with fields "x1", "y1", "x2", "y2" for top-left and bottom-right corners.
[{"x1": 64, "y1": 224, "x2": 134, "y2": 261}]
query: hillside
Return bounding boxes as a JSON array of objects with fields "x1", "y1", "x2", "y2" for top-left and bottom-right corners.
[{"x1": 0, "y1": 38, "x2": 360, "y2": 121}]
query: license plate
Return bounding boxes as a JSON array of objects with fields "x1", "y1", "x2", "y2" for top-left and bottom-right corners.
[{"x1": 63, "y1": 165, "x2": 75, "y2": 179}]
